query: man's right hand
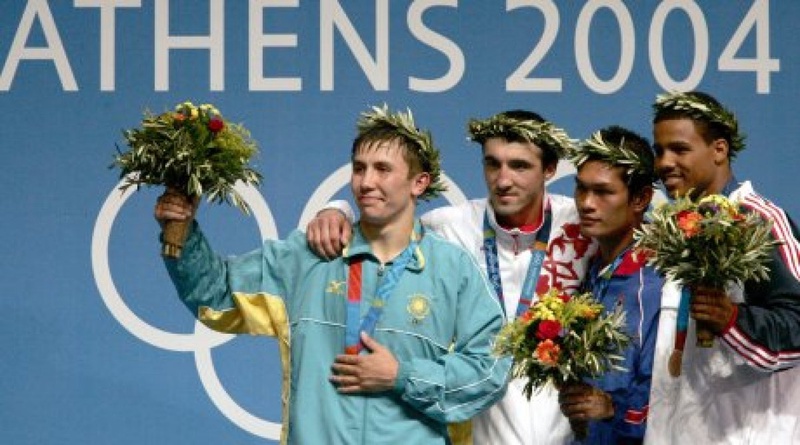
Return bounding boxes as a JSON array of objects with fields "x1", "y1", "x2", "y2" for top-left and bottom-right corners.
[
  {"x1": 558, "y1": 381, "x2": 614, "y2": 421},
  {"x1": 154, "y1": 188, "x2": 197, "y2": 229},
  {"x1": 306, "y1": 209, "x2": 351, "y2": 260}
]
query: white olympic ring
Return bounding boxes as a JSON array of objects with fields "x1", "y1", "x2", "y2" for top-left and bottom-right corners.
[
  {"x1": 92, "y1": 178, "x2": 281, "y2": 438},
  {"x1": 92, "y1": 169, "x2": 466, "y2": 440}
]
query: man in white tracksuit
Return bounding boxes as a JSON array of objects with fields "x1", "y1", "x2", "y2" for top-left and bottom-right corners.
[
  {"x1": 308, "y1": 110, "x2": 597, "y2": 444},
  {"x1": 645, "y1": 91, "x2": 800, "y2": 444}
]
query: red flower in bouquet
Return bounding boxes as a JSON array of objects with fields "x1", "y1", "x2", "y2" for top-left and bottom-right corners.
[
  {"x1": 676, "y1": 210, "x2": 703, "y2": 237},
  {"x1": 536, "y1": 319, "x2": 562, "y2": 340},
  {"x1": 535, "y1": 339, "x2": 561, "y2": 367},
  {"x1": 208, "y1": 117, "x2": 225, "y2": 133}
]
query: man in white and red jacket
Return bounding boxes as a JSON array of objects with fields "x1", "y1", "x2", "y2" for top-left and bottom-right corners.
[{"x1": 645, "y1": 91, "x2": 800, "y2": 444}]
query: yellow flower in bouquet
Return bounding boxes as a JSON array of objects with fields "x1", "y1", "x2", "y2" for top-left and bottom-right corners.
[
  {"x1": 494, "y1": 288, "x2": 629, "y2": 399},
  {"x1": 112, "y1": 101, "x2": 262, "y2": 257}
]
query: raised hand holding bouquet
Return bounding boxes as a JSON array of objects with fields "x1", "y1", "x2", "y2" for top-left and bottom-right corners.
[
  {"x1": 634, "y1": 193, "x2": 776, "y2": 374},
  {"x1": 494, "y1": 288, "x2": 630, "y2": 439},
  {"x1": 113, "y1": 101, "x2": 261, "y2": 258}
]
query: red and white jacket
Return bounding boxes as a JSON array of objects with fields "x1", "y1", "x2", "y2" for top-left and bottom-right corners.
[{"x1": 423, "y1": 194, "x2": 596, "y2": 445}]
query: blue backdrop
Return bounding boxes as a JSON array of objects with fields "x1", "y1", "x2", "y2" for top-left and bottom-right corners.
[{"x1": 2, "y1": 1, "x2": 798, "y2": 443}]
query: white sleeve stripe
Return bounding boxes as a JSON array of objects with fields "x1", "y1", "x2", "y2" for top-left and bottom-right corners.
[
  {"x1": 727, "y1": 324, "x2": 800, "y2": 362},
  {"x1": 406, "y1": 356, "x2": 506, "y2": 395},
  {"x1": 444, "y1": 357, "x2": 506, "y2": 393},
  {"x1": 404, "y1": 378, "x2": 508, "y2": 414},
  {"x1": 637, "y1": 268, "x2": 646, "y2": 345},
  {"x1": 726, "y1": 332, "x2": 773, "y2": 369},
  {"x1": 435, "y1": 383, "x2": 508, "y2": 413},
  {"x1": 741, "y1": 194, "x2": 800, "y2": 282},
  {"x1": 723, "y1": 325, "x2": 800, "y2": 371},
  {"x1": 742, "y1": 196, "x2": 799, "y2": 273},
  {"x1": 747, "y1": 197, "x2": 800, "y2": 274}
]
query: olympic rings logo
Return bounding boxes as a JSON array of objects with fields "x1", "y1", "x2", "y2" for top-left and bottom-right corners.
[{"x1": 91, "y1": 165, "x2": 467, "y2": 440}]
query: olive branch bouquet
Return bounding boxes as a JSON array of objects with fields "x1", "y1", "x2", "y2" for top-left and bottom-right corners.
[
  {"x1": 112, "y1": 101, "x2": 261, "y2": 257},
  {"x1": 634, "y1": 194, "x2": 775, "y2": 352},
  {"x1": 494, "y1": 288, "x2": 630, "y2": 439}
]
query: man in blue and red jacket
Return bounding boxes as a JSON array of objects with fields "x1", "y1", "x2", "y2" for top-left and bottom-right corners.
[{"x1": 559, "y1": 126, "x2": 663, "y2": 444}]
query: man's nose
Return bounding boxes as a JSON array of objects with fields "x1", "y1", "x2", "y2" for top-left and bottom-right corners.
[
  {"x1": 360, "y1": 168, "x2": 378, "y2": 189},
  {"x1": 495, "y1": 165, "x2": 513, "y2": 187},
  {"x1": 577, "y1": 193, "x2": 596, "y2": 213},
  {"x1": 655, "y1": 151, "x2": 675, "y2": 171}
]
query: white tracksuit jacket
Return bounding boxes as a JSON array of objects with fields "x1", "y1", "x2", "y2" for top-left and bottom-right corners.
[
  {"x1": 423, "y1": 195, "x2": 596, "y2": 445},
  {"x1": 645, "y1": 181, "x2": 800, "y2": 444}
]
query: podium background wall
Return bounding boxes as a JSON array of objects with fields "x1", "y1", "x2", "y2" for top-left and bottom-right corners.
[{"x1": 2, "y1": 1, "x2": 798, "y2": 443}]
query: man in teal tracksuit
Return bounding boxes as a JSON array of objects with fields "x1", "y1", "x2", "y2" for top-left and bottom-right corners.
[{"x1": 155, "y1": 105, "x2": 510, "y2": 444}]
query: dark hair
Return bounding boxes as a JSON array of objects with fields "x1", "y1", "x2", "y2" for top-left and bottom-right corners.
[
  {"x1": 491, "y1": 110, "x2": 559, "y2": 169},
  {"x1": 586, "y1": 125, "x2": 655, "y2": 198},
  {"x1": 653, "y1": 91, "x2": 742, "y2": 158}
]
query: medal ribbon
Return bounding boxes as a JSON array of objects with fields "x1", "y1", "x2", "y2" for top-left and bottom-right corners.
[
  {"x1": 344, "y1": 234, "x2": 419, "y2": 355},
  {"x1": 674, "y1": 286, "x2": 691, "y2": 352},
  {"x1": 582, "y1": 244, "x2": 634, "y2": 301},
  {"x1": 483, "y1": 208, "x2": 552, "y2": 318}
]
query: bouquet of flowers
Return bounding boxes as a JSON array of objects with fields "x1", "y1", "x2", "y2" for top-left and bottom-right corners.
[
  {"x1": 113, "y1": 101, "x2": 261, "y2": 258},
  {"x1": 634, "y1": 194, "x2": 775, "y2": 350},
  {"x1": 494, "y1": 288, "x2": 630, "y2": 438}
]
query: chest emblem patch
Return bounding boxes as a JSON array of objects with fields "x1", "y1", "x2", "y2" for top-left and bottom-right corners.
[
  {"x1": 407, "y1": 294, "x2": 431, "y2": 324},
  {"x1": 326, "y1": 280, "x2": 346, "y2": 296}
]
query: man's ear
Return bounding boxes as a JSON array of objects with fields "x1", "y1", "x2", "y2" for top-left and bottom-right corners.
[
  {"x1": 632, "y1": 186, "x2": 654, "y2": 213},
  {"x1": 712, "y1": 138, "x2": 730, "y2": 165},
  {"x1": 543, "y1": 162, "x2": 557, "y2": 182},
  {"x1": 411, "y1": 172, "x2": 431, "y2": 197}
]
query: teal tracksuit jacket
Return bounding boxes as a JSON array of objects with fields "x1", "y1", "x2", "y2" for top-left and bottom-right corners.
[{"x1": 164, "y1": 221, "x2": 510, "y2": 444}]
